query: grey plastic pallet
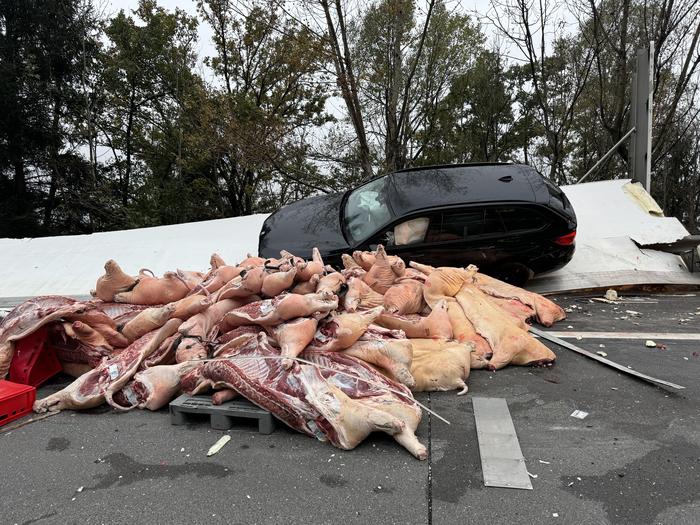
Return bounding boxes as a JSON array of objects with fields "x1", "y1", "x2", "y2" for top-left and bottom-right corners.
[{"x1": 169, "y1": 394, "x2": 275, "y2": 434}]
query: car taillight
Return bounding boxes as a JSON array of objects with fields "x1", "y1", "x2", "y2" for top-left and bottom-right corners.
[{"x1": 553, "y1": 231, "x2": 576, "y2": 246}]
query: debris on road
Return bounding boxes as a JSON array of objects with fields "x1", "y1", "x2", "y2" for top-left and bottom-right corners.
[
  {"x1": 474, "y1": 397, "x2": 533, "y2": 490},
  {"x1": 596, "y1": 351, "x2": 608, "y2": 357},
  {"x1": 604, "y1": 289, "x2": 618, "y2": 301},
  {"x1": 570, "y1": 410, "x2": 589, "y2": 419},
  {"x1": 529, "y1": 327, "x2": 685, "y2": 390},
  {"x1": 645, "y1": 340, "x2": 656, "y2": 347},
  {"x1": 207, "y1": 435, "x2": 231, "y2": 456}
]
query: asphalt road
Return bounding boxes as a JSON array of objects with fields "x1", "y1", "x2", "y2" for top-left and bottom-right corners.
[{"x1": 1, "y1": 293, "x2": 699, "y2": 524}]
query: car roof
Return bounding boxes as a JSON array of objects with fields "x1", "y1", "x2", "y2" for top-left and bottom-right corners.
[{"x1": 386, "y1": 163, "x2": 548, "y2": 216}]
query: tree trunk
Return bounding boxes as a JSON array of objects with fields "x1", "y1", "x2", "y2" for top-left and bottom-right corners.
[
  {"x1": 124, "y1": 85, "x2": 136, "y2": 207},
  {"x1": 384, "y1": 12, "x2": 402, "y2": 172},
  {"x1": 44, "y1": 92, "x2": 63, "y2": 230},
  {"x1": 320, "y1": 0, "x2": 373, "y2": 180}
]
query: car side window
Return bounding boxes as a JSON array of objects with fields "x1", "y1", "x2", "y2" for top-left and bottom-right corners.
[
  {"x1": 425, "y1": 209, "x2": 504, "y2": 242},
  {"x1": 442, "y1": 210, "x2": 484, "y2": 237},
  {"x1": 498, "y1": 207, "x2": 548, "y2": 232}
]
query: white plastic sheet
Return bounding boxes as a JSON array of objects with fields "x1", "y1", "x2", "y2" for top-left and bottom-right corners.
[{"x1": 0, "y1": 214, "x2": 269, "y2": 299}]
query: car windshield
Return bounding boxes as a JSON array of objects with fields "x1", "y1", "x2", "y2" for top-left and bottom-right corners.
[{"x1": 343, "y1": 177, "x2": 395, "y2": 244}]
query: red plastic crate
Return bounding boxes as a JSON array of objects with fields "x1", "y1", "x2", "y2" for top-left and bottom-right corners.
[
  {"x1": 0, "y1": 380, "x2": 36, "y2": 427},
  {"x1": 9, "y1": 326, "x2": 62, "y2": 387}
]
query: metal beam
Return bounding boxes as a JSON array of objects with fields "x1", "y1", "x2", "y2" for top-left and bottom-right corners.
[
  {"x1": 529, "y1": 326, "x2": 685, "y2": 390},
  {"x1": 473, "y1": 397, "x2": 532, "y2": 490},
  {"x1": 576, "y1": 127, "x2": 636, "y2": 184}
]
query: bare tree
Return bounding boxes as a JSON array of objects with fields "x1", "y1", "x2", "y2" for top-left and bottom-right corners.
[
  {"x1": 317, "y1": 0, "x2": 374, "y2": 178},
  {"x1": 574, "y1": 0, "x2": 700, "y2": 170},
  {"x1": 487, "y1": 0, "x2": 593, "y2": 183}
]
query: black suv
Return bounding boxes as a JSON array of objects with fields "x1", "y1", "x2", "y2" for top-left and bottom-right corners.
[{"x1": 259, "y1": 163, "x2": 577, "y2": 283}]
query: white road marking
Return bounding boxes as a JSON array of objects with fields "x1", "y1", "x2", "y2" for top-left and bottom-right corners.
[{"x1": 543, "y1": 331, "x2": 700, "y2": 341}]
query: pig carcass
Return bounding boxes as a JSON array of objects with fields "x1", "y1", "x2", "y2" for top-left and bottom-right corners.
[{"x1": 199, "y1": 333, "x2": 427, "y2": 459}]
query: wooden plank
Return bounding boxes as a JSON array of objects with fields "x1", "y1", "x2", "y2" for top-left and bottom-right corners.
[{"x1": 472, "y1": 397, "x2": 532, "y2": 490}]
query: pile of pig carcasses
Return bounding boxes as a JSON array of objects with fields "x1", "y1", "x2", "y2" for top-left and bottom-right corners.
[{"x1": 0, "y1": 245, "x2": 564, "y2": 459}]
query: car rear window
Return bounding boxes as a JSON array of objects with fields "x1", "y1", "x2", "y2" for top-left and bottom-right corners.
[{"x1": 543, "y1": 177, "x2": 570, "y2": 209}]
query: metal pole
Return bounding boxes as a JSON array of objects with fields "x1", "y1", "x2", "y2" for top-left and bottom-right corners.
[
  {"x1": 576, "y1": 127, "x2": 636, "y2": 184},
  {"x1": 631, "y1": 41, "x2": 654, "y2": 190}
]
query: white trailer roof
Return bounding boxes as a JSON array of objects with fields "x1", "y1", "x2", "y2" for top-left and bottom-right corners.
[
  {"x1": 0, "y1": 214, "x2": 269, "y2": 302},
  {"x1": 529, "y1": 179, "x2": 700, "y2": 293}
]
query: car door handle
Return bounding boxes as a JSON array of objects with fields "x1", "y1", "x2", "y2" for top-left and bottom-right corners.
[{"x1": 499, "y1": 175, "x2": 513, "y2": 182}]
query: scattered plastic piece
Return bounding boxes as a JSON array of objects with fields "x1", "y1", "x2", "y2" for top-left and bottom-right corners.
[
  {"x1": 180, "y1": 447, "x2": 185, "y2": 452},
  {"x1": 553, "y1": 513, "x2": 559, "y2": 517},
  {"x1": 605, "y1": 289, "x2": 618, "y2": 301},
  {"x1": 599, "y1": 344, "x2": 606, "y2": 348},
  {"x1": 207, "y1": 435, "x2": 231, "y2": 457},
  {"x1": 596, "y1": 351, "x2": 608, "y2": 357},
  {"x1": 527, "y1": 471, "x2": 538, "y2": 479},
  {"x1": 539, "y1": 460, "x2": 550, "y2": 464},
  {"x1": 76, "y1": 486, "x2": 84, "y2": 493},
  {"x1": 611, "y1": 387, "x2": 618, "y2": 391},
  {"x1": 626, "y1": 310, "x2": 641, "y2": 316},
  {"x1": 645, "y1": 340, "x2": 656, "y2": 347},
  {"x1": 570, "y1": 410, "x2": 588, "y2": 419}
]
